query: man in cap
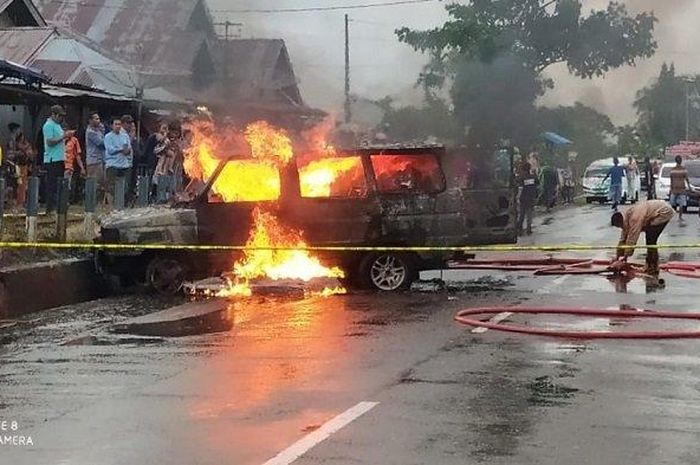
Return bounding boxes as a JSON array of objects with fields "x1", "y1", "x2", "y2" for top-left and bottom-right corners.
[
  {"x1": 610, "y1": 199, "x2": 675, "y2": 274},
  {"x1": 42, "y1": 105, "x2": 75, "y2": 213}
]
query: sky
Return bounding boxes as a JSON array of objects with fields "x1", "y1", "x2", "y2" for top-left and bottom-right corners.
[{"x1": 207, "y1": 0, "x2": 700, "y2": 125}]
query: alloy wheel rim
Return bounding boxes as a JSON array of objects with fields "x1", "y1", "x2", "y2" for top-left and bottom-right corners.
[{"x1": 370, "y1": 255, "x2": 407, "y2": 291}]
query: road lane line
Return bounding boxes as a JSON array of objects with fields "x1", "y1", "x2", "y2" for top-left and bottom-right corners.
[
  {"x1": 472, "y1": 312, "x2": 513, "y2": 333},
  {"x1": 261, "y1": 401, "x2": 379, "y2": 465}
]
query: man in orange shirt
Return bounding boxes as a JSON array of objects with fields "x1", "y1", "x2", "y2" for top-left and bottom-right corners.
[{"x1": 64, "y1": 128, "x2": 86, "y2": 191}]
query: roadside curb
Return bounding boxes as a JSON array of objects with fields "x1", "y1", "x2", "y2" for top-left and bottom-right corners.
[{"x1": 0, "y1": 258, "x2": 107, "y2": 318}]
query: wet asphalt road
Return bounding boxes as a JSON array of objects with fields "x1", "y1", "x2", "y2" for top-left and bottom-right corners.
[{"x1": 3, "y1": 203, "x2": 700, "y2": 465}]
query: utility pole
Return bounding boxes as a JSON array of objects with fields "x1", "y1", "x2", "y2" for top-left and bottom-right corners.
[
  {"x1": 214, "y1": 21, "x2": 243, "y2": 83},
  {"x1": 344, "y1": 14, "x2": 351, "y2": 124},
  {"x1": 686, "y1": 79, "x2": 691, "y2": 142}
]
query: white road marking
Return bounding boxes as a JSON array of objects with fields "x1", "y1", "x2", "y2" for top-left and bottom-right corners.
[
  {"x1": 261, "y1": 401, "x2": 379, "y2": 465},
  {"x1": 472, "y1": 312, "x2": 513, "y2": 334}
]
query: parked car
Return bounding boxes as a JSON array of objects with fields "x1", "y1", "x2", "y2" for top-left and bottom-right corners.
[
  {"x1": 657, "y1": 160, "x2": 700, "y2": 209},
  {"x1": 582, "y1": 158, "x2": 641, "y2": 204},
  {"x1": 95, "y1": 147, "x2": 518, "y2": 292}
]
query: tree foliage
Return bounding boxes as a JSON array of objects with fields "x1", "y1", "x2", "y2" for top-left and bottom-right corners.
[
  {"x1": 536, "y1": 103, "x2": 615, "y2": 169},
  {"x1": 397, "y1": 0, "x2": 657, "y2": 91},
  {"x1": 375, "y1": 97, "x2": 463, "y2": 144},
  {"x1": 634, "y1": 63, "x2": 700, "y2": 150},
  {"x1": 395, "y1": 0, "x2": 657, "y2": 151}
]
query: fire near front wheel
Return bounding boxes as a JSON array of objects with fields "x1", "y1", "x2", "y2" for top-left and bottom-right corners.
[{"x1": 360, "y1": 253, "x2": 418, "y2": 292}]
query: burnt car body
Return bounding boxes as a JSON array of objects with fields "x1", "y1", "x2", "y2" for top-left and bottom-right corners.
[{"x1": 96, "y1": 146, "x2": 517, "y2": 292}]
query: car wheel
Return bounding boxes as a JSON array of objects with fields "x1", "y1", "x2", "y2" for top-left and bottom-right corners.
[
  {"x1": 360, "y1": 253, "x2": 417, "y2": 292},
  {"x1": 145, "y1": 257, "x2": 187, "y2": 295}
]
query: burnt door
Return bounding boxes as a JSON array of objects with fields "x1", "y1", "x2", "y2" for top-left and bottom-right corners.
[{"x1": 286, "y1": 155, "x2": 380, "y2": 245}]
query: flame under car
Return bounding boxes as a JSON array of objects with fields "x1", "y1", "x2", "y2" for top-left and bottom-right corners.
[{"x1": 95, "y1": 147, "x2": 517, "y2": 293}]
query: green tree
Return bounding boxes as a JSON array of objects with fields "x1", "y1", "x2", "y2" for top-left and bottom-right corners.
[
  {"x1": 634, "y1": 63, "x2": 700, "y2": 150},
  {"x1": 396, "y1": 1, "x2": 657, "y2": 150},
  {"x1": 375, "y1": 97, "x2": 463, "y2": 144},
  {"x1": 536, "y1": 103, "x2": 615, "y2": 169}
]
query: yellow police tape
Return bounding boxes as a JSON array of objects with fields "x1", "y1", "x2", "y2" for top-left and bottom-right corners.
[{"x1": 0, "y1": 242, "x2": 697, "y2": 252}]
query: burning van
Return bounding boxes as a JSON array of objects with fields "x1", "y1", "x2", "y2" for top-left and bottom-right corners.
[{"x1": 96, "y1": 125, "x2": 516, "y2": 293}]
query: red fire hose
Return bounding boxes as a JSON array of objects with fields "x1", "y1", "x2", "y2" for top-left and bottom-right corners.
[
  {"x1": 455, "y1": 307, "x2": 700, "y2": 339},
  {"x1": 660, "y1": 262, "x2": 700, "y2": 279}
]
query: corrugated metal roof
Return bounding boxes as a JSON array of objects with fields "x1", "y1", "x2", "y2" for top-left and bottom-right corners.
[
  {"x1": 31, "y1": 58, "x2": 80, "y2": 82},
  {"x1": 216, "y1": 39, "x2": 301, "y2": 104},
  {"x1": 42, "y1": 83, "x2": 133, "y2": 101},
  {"x1": 0, "y1": 27, "x2": 55, "y2": 63},
  {"x1": 36, "y1": 0, "x2": 211, "y2": 72}
]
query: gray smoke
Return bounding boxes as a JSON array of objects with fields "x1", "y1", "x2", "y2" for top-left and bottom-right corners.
[
  {"x1": 206, "y1": 0, "x2": 446, "y2": 115},
  {"x1": 208, "y1": 0, "x2": 699, "y2": 124},
  {"x1": 542, "y1": 0, "x2": 700, "y2": 124}
]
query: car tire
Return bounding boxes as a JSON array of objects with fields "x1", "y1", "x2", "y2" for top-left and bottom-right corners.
[
  {"x1": 145, "y1": 257, "x2": 188, "y2": 295},
  {"x1": 359, "y1": 253, "x2": 418, "y2": 292}
]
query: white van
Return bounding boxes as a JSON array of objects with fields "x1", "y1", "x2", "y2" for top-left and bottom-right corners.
[
  {"x1": 656, "y1": 162, "x2": 675, "y2": 201},
  {"x1": 582, "y1": 158, "x2": 641, "y2": 204}
]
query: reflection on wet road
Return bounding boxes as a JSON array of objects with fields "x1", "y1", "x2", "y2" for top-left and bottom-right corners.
[{"x1": 3, "y1": 204, "x2": 700, "y2": 464}]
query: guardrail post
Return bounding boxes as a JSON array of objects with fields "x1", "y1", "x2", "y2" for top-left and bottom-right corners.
[
  {"x1": 157, "y1": 175, "x2": 172, "y2": 203},
  {"x1": 114, "y1": 176, "x2": 126, "y2": 210},
  {"x1": 84, "y1": 177, "x2": 97, "y2": 240},
  {"x1": 26, "y1": 176, "x2": 39, "y2": 242},
  {"x1": 0, "y1": 177, "x2": 5, "y2": 238},
  {"x1": 137, "y1": 175, "x2": 150, "y2": 207},
  {"x1": 56, "y1": 178, "x2": 70, "y2": 242}
]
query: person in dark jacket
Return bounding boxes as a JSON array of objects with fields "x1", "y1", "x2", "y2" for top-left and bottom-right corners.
[
  {"x1": 517, "y1": 162, "x2": 539, "y2": 235},
  {"x1": 541, "y1": 164, "x2": 559, "y2": 211}
]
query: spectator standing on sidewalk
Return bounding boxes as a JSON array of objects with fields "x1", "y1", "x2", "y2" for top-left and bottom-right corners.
[
  {"x1": 85, "y1": 112, "x2": 106, "y2": 204},
  {"x1": 669, "y1": 155, "x2": 691, "y2": 222},
  {"x1": 517, "y1": 162, "x2": 538, "y2": 236},
  {"x1": 541, "y1": 164, "x2": 559, "y2": 211},
  {"x1": 64, "y1": 125, "x2": 85, "y2": 192},
  {"x1": 643, "y1": 156, "x2": 655, "y2": 200},
  {"x1": 6, "y1": 123, "x2": 35, "y2": 207},
  {"x1": 561, "y1": 165, "x2": 575, "y2": 204},
  {"x1": 104, "y1": 118, "x2": 132, "y2": 206},
  {"x1": 602, "y1": 157, "x2": 625, "y2": 211},
  {"x1": 122, "y1": 115, "x2": 142, "y2": 203},
  {"x1": 42, "y1": 105, "x2": 74, "y2": 214}
]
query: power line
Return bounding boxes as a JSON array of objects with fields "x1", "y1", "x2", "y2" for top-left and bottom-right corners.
[
  {"x1": 212, "y1": 0, "x2": 440, "y2": 14},
  {"x1": 43, "y1": 0, "x2": 440, "y2": 14}
]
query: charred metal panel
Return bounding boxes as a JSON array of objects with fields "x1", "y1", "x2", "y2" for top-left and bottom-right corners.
[
  {"x1": 100, "y1": 207, "x2": 198, "y2": 245},
  {"x1": 287, "y1": 198, "x2": 379, "y2": 245}
]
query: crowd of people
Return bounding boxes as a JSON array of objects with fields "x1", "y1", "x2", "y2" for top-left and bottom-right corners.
[{"x1": 0, "y1": 105, "x2": 191, "y2": 212}]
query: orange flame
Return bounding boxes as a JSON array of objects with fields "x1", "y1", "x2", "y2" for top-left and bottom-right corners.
[
  {"x1": 299, "y1": 157, "x2": 365, "y2": 198},
  {"x1": 184, "y1": 120, "x2": 348, "y2": 298}
]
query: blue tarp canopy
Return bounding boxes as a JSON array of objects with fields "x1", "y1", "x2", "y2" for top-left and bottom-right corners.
[{"x1": 542, "y1": 131, "x2": 572, "y2": 146}]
